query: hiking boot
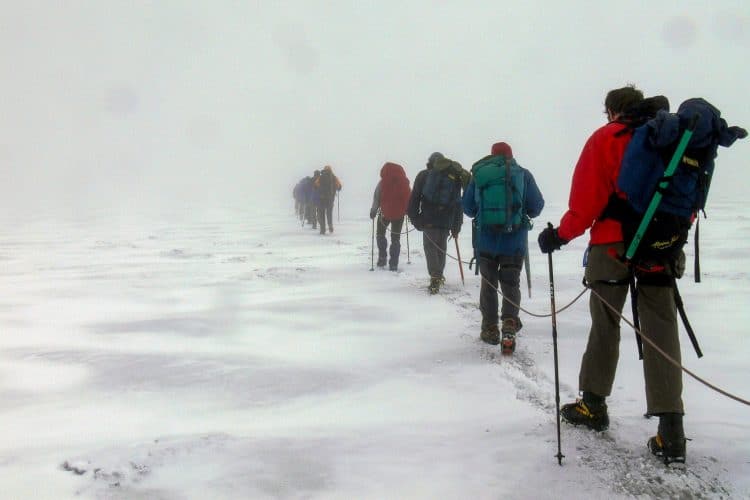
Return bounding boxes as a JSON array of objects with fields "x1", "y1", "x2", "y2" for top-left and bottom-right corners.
[
  {"x1": 329, "y1": 227, "x2": 334, "y2": 233},
  {"x1": 389, "y1": 265, "x2": 398, "y2": 272},
  {"x1": 648, "y1": 413, "x2": 686, "y2": 465},
  {"x1": 377, "y1": 256, "x2": 387, "y2": 268},
  {"x1": 560, "y1": 395, "x2": 609, "y2": 431},
  {"x1": 428, "y1": 277, "x2": 441, "y2": 294},
  {"x1": 480, "y1": 324, "x2": 500, "y2": 345},
  {"x1": 501, "y1": 318, "x2": 519, "y2": 335},
  {"x1": 501, "y1": 332, "x2": 516, "y2": 354}
]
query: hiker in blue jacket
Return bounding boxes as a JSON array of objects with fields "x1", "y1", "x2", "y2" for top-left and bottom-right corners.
[{"x1": 463, "y1": 142, "x2": 544, "y2": 353}]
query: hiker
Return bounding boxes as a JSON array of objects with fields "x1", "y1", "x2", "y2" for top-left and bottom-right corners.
[
  {"x1": 462, "y1": 142, "x2": 544, "y2": 353},
  {"x1": 306, "y1": 171, "x2": 320, "y2": 229},
  {"x1": 314, "y1": 165, "x2": 342, "y2": 234},
  {"x1": 407, "y1": 152, "x2": 468, "y2": 294},
  {"x1": 293, "y1": 177, "x2": 306, "y2": 223},
  {"x1": 370, "y1": 162, "x2": 411, "y2": 271},
  {"x1": 537, "y1": 85, "x2": 689, "y2": 463}
]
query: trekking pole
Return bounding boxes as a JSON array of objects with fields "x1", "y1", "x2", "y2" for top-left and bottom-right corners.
[
  {"x1": 405, "y1": 216, "x2": 411, "y2": 264},
  {"x1": 546, "y1": 224, "x2": 565, "y2": 466},
  {"x1": 524, "y1": 247, "x2": 532, "y2": 298},
  {"x1": 337, "y1": 191, "x2": 340, "y2": 223},
  {"x1": 625, "y1": 114, "x2": 700, "y2": 261},
  {"x1": 454, "y1": 236, "x2": 465, "y2": 286},
  {"x1": 370, "y1": 218, "x2": 375, "y2": 271}
]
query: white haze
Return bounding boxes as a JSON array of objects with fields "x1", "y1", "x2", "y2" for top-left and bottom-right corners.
[{"x1": 1, "y1": 1, "x2": 749, "y2": 219}]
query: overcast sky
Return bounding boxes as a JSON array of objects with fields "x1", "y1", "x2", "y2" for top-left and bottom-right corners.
[{"x1": 2, "y1": 1, "x2": 748, "y2": 219}]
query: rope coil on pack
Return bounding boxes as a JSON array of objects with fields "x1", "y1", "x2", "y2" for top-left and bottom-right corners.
[{"x1": 419, "y1": 230, "x2": 750, "y2": 407}]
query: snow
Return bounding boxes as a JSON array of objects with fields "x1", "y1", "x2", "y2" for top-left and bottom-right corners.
[{"x1": 1, "y1": 200, "x2": 748, "y2": 499}]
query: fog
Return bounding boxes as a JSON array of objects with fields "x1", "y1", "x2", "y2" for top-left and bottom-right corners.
[{"x1": 2, "y1": 1, "x2": 748, "y2": 220}]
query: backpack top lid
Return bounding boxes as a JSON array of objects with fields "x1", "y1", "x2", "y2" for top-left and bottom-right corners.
[
  {"x1": 433, "y1": 157, "x2": 470, "y2": 187},
  {"x1": 471, "y1": 154, "x2": 513, "y2": 176},
  {"x1": 645, "y1": 98, "x2": 747, "y2": 150},
  {"x1": 380, "y1": 162, "x2": 406, "y2": 181}
]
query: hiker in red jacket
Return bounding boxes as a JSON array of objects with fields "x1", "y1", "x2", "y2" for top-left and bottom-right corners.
[
  {"x1": 370, "y1": 162, "x2": 411, "y2": 271},
  {"x1": 538, "y1": 85, "x2": 687, "y2": 464}
]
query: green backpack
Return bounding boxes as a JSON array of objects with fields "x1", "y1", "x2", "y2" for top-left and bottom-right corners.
[{"x1": 471, "y1": 154, "x2": 527, "y2": 233}]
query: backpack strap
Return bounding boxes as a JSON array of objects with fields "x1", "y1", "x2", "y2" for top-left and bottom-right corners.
[
  {"x1": 671, "y1": 277, "x2": 703, "y2": 358},
  {"x1": 504, "y1": 161, "x2": 513, "y2": 233},
  {"x1": 628, "y1": 273, "x2": 644, "y2": 360}
]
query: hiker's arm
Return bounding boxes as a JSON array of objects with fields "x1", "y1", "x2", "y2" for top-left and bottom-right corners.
[
  {"x1": 451, "y1": 185, "x2": 463, "y2": 234},
  {"x1": 370, "y1": 182, "x2": 381, "y2": 218},
  {"x1": 524, "y1": 171, "x2": 544, "y2": 219},
  {"x1": 407, "y1": 171, "x2": 425, "y2": 222},
  {"x1": 558, "y1": 131, "x2": 621, "y2": 242},
  {"x1": 462, "y1": 179, "x2": 477, "y2": 218}
]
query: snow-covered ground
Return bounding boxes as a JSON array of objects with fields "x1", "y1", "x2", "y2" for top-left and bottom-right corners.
[{"x1": 1, "y1": 200, "x2": 748, "y2": 499}]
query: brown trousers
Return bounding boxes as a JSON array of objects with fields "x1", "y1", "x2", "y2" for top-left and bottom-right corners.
[{"x1": 579, "y1": 243, "x2": 684, "y2": 415}]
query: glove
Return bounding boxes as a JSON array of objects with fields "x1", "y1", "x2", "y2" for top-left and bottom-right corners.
[
  {"x1": 370, "y1": 208, "x2": 378, "y2": 219},
  {"x1": 538, "y1": 226, "x2": 566, "y2": 254},
  {"x1": 450, "y1": 229, "x2": 459, "y2": 239},
  {"x1": 728, "y1": 126, "x2": 748, "y2": 139}
]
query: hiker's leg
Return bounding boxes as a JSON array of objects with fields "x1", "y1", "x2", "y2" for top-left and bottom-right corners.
[
  {"x1": 638, "y1": 278, "x2": 684, "y2": 415},
  {"x1": 317, "y1": 205, "x2": 325, "y2": 233},
  {"x1": 436, "y1": 229, "x2": 449, "y2": 278},
  {"x1": 326, "y1": 201, "x2": 334, "y2": 231},
  {"x1": 479, "y1": 254, "x2": 500, "y2": 331},
  {"x1": 376, "y1": 215, "x2": 388, "y2": 264},
  {"x1": 423, "y1": 228, "x2": 442, "y2": 278},
  {"x1": 498, "y1": 255, "x2": 524, "y2": 323},
  {"x1": 389, "y1": 217, "x2": 404, "y2": 268},
  {"x1": 579, "y1": 243, "x2": 630, "y2": 398}
]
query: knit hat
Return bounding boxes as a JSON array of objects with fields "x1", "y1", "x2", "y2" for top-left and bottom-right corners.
[{"x1": 491, "y1": 142, "x2": 513, "y2": 158}]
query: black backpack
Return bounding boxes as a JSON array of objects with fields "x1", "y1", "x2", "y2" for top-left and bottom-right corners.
[{"x1": 318, "y1": 170, "x2": 335, "y2": 201}]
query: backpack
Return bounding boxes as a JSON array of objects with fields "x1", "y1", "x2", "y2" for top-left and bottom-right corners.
[
  {"x1": 421, "y1": 158, "x2": 464, "y2": 211},
  {"x1": 470, "y1": 154, "x2": 527, "y2": 233},
  {"x1": 379, "y1": 162, "x2": 411, "y2": 220},
  {"x1": 318, "y1": 169, "x2": 335, "y2": 201},
  {"x1": 612, "y1": 98, "x2": 746, "y2": 262}
]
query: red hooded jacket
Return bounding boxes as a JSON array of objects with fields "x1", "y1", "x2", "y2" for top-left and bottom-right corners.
[
  {"x1": 379, "y1": 162, "x2": 411, "y2": 220},
  {"x1": 558, "y1": 121, "x2": 631, "y2": 245}
]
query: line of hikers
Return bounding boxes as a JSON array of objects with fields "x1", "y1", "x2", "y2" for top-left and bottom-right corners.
[
  {"x1": 293, "y1": 166, "x2": 342, "y2": 234},
  {"x1": 289, "y1": 85, "x2": 747, "y2": 467}
]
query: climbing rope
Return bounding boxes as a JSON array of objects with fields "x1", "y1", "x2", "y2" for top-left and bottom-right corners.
[{"x1": 420, "y1": 229, "x2": 750, "y2": 406}]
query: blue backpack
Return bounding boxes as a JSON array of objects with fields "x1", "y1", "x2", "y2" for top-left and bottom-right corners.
[
  {"x1": 613, "y1": 98, "x2": 747, "y2": 261},
  {"x1": 421, "y1": 158, "x2": 464, "y2": 211}
]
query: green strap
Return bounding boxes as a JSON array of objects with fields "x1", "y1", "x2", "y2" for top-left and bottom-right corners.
[{"x1": 625, "y1": 114, "x2": 700, "y2": 261}]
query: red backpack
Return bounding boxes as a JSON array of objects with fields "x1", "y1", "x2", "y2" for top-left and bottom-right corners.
[{"x1": 379, "y1": 162, "x2": 411, "y2": 220}]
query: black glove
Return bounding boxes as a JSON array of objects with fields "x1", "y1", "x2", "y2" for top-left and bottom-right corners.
[
  {"x1": 370, "y1": 208, "x2": 378, "y2": 219},
  {"x1": 729, "y1": 126, "x2": 748, "y2": 139},
  {"x1": 538, "y1": 226, "x2": 566, "y2": 254},
  {"x1": 450, "y1": 229, "x2": 459, "y2": 239}
]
